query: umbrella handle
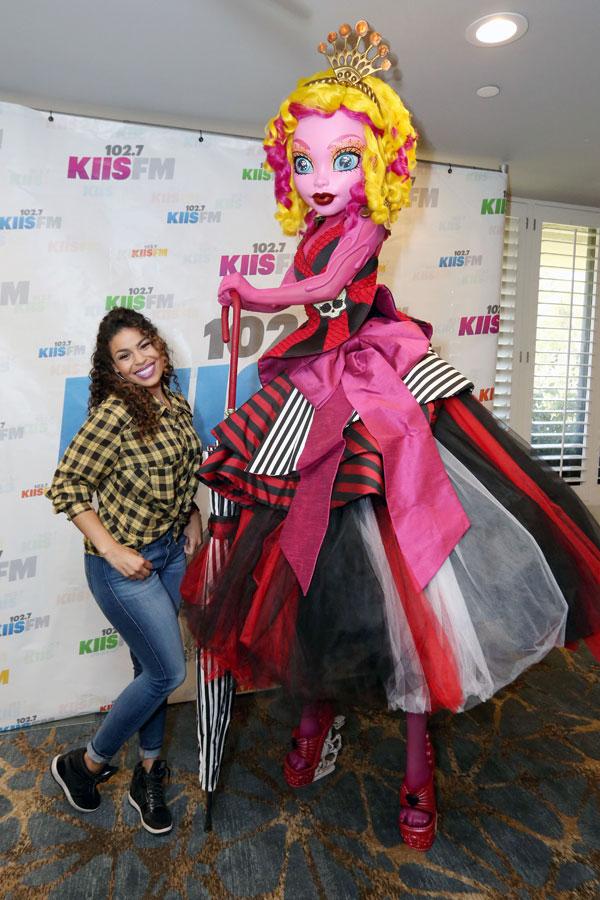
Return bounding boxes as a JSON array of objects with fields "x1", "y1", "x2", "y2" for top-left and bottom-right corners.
[{"x1": 221, "y1": 291, "x2": 242, "y2": 415}]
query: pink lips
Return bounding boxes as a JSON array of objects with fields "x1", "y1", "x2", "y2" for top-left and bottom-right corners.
[
  {"x1": 135, "y1": 362, "x2": 156, "y2": 379},
  {"x1": 312, "y1": 193, "x2": 335, "y2": 206}
]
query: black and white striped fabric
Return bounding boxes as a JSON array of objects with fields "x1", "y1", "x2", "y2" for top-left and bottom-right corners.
[
  {"x1": 210, "y1": 491, "x2": 239, "y2": 519},
  {"x1": 196, "y1": 650, "x2": 235, "y2": 792},
  {"x1": 203, "y1": 447, "x2": 240, "y2": 519},
  {"x1": 246, "y1": 348, "x2": 472, "y2": 476},
  {"x1": 402, "y1": 348, "x2": 473, "y2": 404},
  {"x1": 246, "y1": 386, "x2": 314, "y2": 476}
]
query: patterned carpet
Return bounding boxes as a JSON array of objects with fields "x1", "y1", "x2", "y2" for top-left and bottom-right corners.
[{"x1": 1, "y1": 647, "x2": 599, "y2": 899}]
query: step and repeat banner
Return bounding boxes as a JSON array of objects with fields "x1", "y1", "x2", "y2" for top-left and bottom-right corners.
[{"x1": 0, "y1": 100, "x2": 506, "y2": 730}]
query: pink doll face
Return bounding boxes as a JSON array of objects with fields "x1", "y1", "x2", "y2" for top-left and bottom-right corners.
[{"x1": 292, "y1": 109, "x2": 366, "y2": 217}]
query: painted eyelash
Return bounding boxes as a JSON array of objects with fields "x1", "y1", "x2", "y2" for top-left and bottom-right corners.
[{"x1": 331, "y1": 145, "x2": 363, "y2": 161}]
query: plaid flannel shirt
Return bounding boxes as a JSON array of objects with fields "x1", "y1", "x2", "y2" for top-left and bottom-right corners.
[{"x1": 46, "y1": 390, "x2": 202, "y2": 554}]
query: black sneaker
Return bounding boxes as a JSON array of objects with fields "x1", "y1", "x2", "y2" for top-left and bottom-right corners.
[
  {"x1": 128, "y1": 760, "x2": 172, "y2": 834},
  {"x1": 51, "y1": 747, "x2": 117, "y2": 812}
]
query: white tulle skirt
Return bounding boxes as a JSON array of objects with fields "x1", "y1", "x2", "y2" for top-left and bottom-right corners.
[{"x1": 356, "y1": 442, "x2": 567, "y2": 712}]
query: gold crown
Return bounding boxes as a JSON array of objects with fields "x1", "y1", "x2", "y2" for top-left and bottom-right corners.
[{"x1": 307, "y1": 20, "x2": 391, "y2": 108}]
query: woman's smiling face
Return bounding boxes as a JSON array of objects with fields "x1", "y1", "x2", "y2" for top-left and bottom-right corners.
[
  {"x1": 292, "y1": 109, "x2": 365, "y2": 217},
  {"x1": 110, "y1": 327, "x2": 165, "y2": 393}
]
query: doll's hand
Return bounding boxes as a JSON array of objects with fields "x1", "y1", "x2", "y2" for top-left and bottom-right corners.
[{"x1": 218, "y1": 273, "x2": 254, "y2": 308}]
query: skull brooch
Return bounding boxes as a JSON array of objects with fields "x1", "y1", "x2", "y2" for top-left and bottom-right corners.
[{"x1": 314, "y1": 289, "x2": 348, "y2": 319}]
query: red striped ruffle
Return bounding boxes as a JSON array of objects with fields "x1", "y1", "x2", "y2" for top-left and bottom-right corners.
[
  {"x1": 200, "y1": 388, "x2": 440, "y2": 513},
  {"x1": 211, "y1": 375, "x2": 293, "y2": 459},
  {"x1": 199, "y1": 385, "x2": 387, "y2": 510}
]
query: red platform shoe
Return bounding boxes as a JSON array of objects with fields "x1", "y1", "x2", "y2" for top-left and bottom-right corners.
[
  {"x1": 399, "y1": 732, "x2": 437, "y2": 851},
  {"x1": 283, "y1": 703, "x2": 345, "y2": 788}
]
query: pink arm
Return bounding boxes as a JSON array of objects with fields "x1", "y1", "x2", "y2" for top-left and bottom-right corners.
[{"x1": 219, "y1": 217, "x2": 386, "y2": 313}]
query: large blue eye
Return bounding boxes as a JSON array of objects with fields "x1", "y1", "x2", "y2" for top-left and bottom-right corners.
[
  {"x1": 333, "y1": 151, "x2": 361, "y2": 172},
  {"x1": 294, "y1": 155, "x2": 313, "y2": 175}
]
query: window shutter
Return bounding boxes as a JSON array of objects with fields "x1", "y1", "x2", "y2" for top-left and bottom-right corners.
[
  {"x1": 492, "y1": 214, "x2": 520, "y2": 423},
  {"x1": 530, "y1": 223, "x2": 598, "y2": 484}
]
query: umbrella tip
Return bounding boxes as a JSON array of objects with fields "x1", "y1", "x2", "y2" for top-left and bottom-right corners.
[{"x1": 204, "y1": 791, "x2": 213, "y2": 832}]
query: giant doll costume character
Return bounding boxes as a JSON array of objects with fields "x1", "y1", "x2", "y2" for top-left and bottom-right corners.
[{"x1": 184, "y1": 21, "x2": 600, "y2": 850}]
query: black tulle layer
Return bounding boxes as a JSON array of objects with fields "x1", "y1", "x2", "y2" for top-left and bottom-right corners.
[{"x1": 186, "y1": 500, "x2": 395, "y2": 703}]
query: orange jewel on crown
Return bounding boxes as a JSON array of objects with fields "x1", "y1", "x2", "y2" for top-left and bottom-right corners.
[
  {"x1": 309, "y1": 20, "x2": 393, "y2": 111},
  {"x1": 316, "y1": 20, "x2": 392, "y2": 87}
]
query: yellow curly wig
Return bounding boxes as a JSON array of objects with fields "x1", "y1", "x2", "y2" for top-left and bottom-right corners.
[{"x1": 263, "y1": 70, "x2": 417, "y2": 236}]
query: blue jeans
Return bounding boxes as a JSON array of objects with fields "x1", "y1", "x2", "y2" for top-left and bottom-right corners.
[{"x1": 83, "y1": 530, "x2": 187, "y2": 764}]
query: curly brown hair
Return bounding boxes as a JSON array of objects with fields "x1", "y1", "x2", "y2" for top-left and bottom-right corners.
[{"x1": 89, "y1": 308, "x2": 176, "y2": 438}]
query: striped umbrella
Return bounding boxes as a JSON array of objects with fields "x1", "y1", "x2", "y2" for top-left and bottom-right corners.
[
  {"x1": 196, "y1": 653, "x2": 235, "y2": 831},
  {"x1": 191, "y1": 490, "x2": 239, "y2": 830},
  {"x1": 188, "y1": 294, "x2": 242, "y2": 831}
]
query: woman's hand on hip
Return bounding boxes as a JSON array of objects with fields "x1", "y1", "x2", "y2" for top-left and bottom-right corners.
[
  {"x1": 102, "y1": 544, "x2": 154, "y2": 579},
  {"x1": 183, "y1": 509, "x2": 203, "y2": 556}
]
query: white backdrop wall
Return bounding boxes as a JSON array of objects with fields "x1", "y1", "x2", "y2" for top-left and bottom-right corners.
[{"x1": 0, "y1": 101, "x2": 506, "y2": 730}]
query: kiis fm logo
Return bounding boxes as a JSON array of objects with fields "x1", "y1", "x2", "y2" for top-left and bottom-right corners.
[
  {"x1": 0, "y1": 552, "x2": 37, "y2": 581},
  {"x1": 220, "y1": 241, "x2": 290, "y2": 276},
  {"x1": 9, "y1": 167, "x2": 50, "y2": 187},
  {"x1": 481, "y1": 198, "x2": 506, "y2": 215},
  {"x1": 0, "y1": 476, "x2": 15, "y2": 494},
  {"x1": 20, "y1": 532, "x2": 51, "y2": 554},
  {"x1": 79, "y1": 628, "x2": 123, "y2": 655},
  {"x1": 0, "y1": 418, "x2": 48, "y2": 441},
  {"x1": 0, "y1": 715, "x2": 39, "y2": 733},
  {"x1": 105, "y1": 288, "x2": 174, "y2": 311},
  {"x1": 410, "y1": 187, "x2": 439, "y2": 208},
  {"x1": 68, "y1": 144, "x2": 175, "y2": 181},
  {"x1": 38, "y1": 340, "x2": 86, "y2": 359},
  {"x1": 56, "y1": 588, "x2": 86, "y2": 606},
  {"x1": 242, "y1": 164, "x2": 272, "y2": 181},
  {"x1": 21, "y1": 483, "x2": 48, "y2": 499},
  {"x1": 478, "y1": 387, "x2": 495, "y2": 402},
  {"x1": 131, "y1": 245, "x2": 168, "y2": 258},
  {"x1": 0, "y1": 281, "x2": 29, "y2": 306},
  {"x1": 48, "y1": 240, "x2": 99, "y2": 254},
  {"x1": 0, "y1": 422, "x2": 24, "y2": 442},
  {"x1": 24, "y1": 642, "x2": 60, "y2": 665},
  {"x1": 0, "y1": 613, "x2": 50, "y2": 637},
  {"x1": 0, "y1": 210, "x2": 62, "y2": 231},
  {"x1": 0, "y1": 591, "x2": 19, "y2": 613},
  {"x1": 439, "y1": 250, "x2": 483, "y2": 268},
  {"x1": 458, "y1": 302, "x2": 500, "y2": 336},
  {"x1": 167, "y1": 204, "x2": 221, "y2": 224}
]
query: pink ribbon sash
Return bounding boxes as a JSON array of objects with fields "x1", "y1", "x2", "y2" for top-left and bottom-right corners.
[{"x1": 270, "y1": 317, "x2": 470, "y2": 594}]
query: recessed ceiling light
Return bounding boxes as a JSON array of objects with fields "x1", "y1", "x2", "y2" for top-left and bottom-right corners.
[
  {"x1": 466, "y1": 13, "x2": 528, "y2": 46},
  {"x1": 477, "y1": 85, "x2": 500, "y2": 98}
]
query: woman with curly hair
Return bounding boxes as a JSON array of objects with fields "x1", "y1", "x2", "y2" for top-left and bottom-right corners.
[{"x1": 46, "y1": 307, "x2": 202, "y2": 834}]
